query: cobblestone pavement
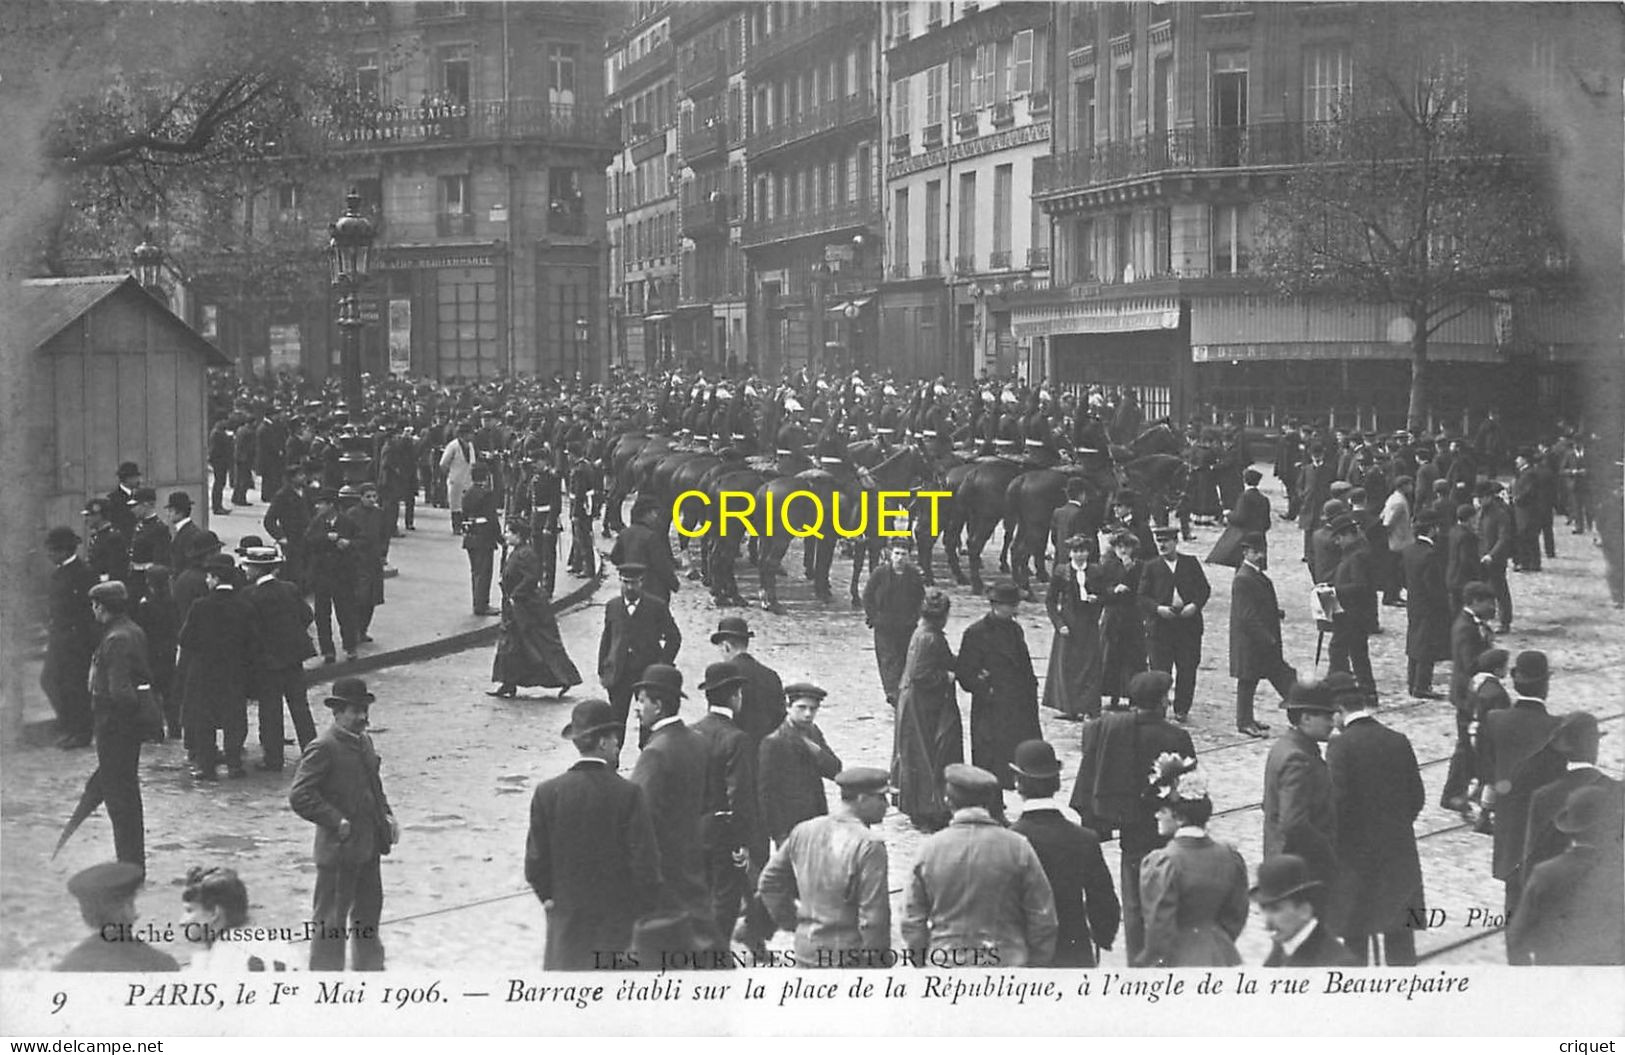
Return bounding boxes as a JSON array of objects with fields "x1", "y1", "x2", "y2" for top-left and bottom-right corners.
[{"x1": 3, "y1": 469, "x2": 1619, "y2": 970}]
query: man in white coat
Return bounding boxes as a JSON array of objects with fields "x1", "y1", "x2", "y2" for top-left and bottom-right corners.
[{"x1": 439, "y1": 423, "x2": 478, "y2": 533}]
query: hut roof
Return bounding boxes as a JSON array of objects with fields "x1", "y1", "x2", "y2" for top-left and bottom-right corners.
[{"x1": 19, "y1": 275, "x2": 230, "y2": 364}]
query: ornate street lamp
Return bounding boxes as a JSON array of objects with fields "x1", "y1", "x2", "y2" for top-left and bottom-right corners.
[
  {"x1": 132, "y1": 228, "x2": 165, "y2": 297},
  {"x1": 328, "y1": 187, "x2": 377, "y2": 414},
  {"x1": 575, "y1": 315, "x2": 590, "y2": 378}
]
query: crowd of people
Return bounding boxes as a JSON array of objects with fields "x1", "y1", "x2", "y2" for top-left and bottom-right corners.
[{"x1": 36, "y1": 363, "x2": 1624, "y2": 973}]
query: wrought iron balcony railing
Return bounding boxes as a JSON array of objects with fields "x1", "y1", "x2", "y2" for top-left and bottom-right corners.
[
  {"x1": 745, "y1": 93, "x2": 877, "y2": 158},
  {"x1": 742, "y1": 199, "x2": 881, "y2": 247}
]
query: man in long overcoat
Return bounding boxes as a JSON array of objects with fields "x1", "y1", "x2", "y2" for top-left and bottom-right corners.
[
  {"x1": 1481, "y1": 651, "x2": 1564, "y2": 925},
  {"x1": 43, "y1": 527, "x2": 97, "y2": 749},
  {"x1": 526, "y1": 698, "x2": 661, "y2": 970},
  {"x1": 1327, "y1": 513, "x2": 1377, "y2": 698},
  {"x1": 177, "y1": 553, "x2": 255, "y2": 780},
  {"x1": 1519, "y1": 712, "x2": 1622, "y2": 882},
  {"x1": 862, "y1": 541, "x2": 925, "y2": 707},
  {"x1": 691, "y1": 662, "x2": 756, "y2": 950},
  {"x1": 957, "y1": 584, "x2": 1041, "y2": 789},
  {"x1": 597, "y1": 563, "x2": 682, "y2": 735},
  {"x1": 1262, "y1": 677, "x2": 1340, "y2": 903},
  {"x1": 289, "y1": 677, "x2": 398, "y2": 971},
  {"x1": 609, "y1": 498, "x2": 681, "y2": 602},
  {"x1": 242, "y1": 546, "x2": 318, "y2": 771},
  {"x1": 1474, "y1": 480, "x2": 1515, "y2": 631},
  {"x1": 1229, "y1": 533, "x2": 1293, "y2": 738},
  {"x1": 1297, "y1": 443, "x2": 1338, "y2": 562},
  {"x1": 1326, "y1": 681, "x2": 1426, "y2": 966},
  {"x1": 628, "y1": 664, "x2": 717, "y2": 953},
  {"x1": 1138, "y1": 527, "x2": 1210, "y2": 722},
  {"x1": 1206, "y1": 468, "x2": 1271, "y2": 568},
  {"x1": 305, "y1": 489, "x2": 360, "y2": 662},
  {"x1": 1506, "y1": 786, "x2": 1625, "y2": 966},
  {"x1": 1401, "y1": 514, "x2": 1452, "y2": 698}
]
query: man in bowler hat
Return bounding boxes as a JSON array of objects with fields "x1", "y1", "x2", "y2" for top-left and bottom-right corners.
[
  {"x1": 1481, "y1": 650, "x2": 1563, "y2": 924},
  {"x1": 43, "y1": 526, "x2": 97, "y2": 748},
  {"x1": 1229, "y1": 532, "x2": 1291, "y2": 738},
  {"x1": 691, "y1": 661, "x2": 757, "y2": 951},
  {"x1": 526, "y1": 699, "x2": 661, "y2": 970},
  {"x1": 290, "y1": 677, "x2": 398, "y2": 970},
  {"x1": 597, "y1": 562, "x2": 682, "y2": 735},
  {"x1": 1010, "y1": 740, "x2": 1119, "y2": 967},
  {"x1": 241, "y1": 546, "x2": 318, "y2": 771},
  {"x1": 1253, "y1": 854, "x2": 1357, "y2": 967},
  {"x1": 1506, "y1": 785, "x2": 1625, "y2": 965},
  {"x1": 628, "y1": 664, "x2": 717, "y2": 955}
]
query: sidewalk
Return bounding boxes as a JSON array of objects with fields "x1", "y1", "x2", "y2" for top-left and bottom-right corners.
[{"x1": 15, "y1": 491, "x2": 602, "y2": 743}]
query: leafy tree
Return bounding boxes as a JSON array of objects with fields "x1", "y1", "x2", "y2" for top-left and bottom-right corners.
[{"x1": 1257, "y1": 10, "x2": 1565, "y2": 431}]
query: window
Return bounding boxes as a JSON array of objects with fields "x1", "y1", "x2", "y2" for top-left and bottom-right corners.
[
  {"x1": 993, "y1": 164, "x2": 1012, "y2": 257},
  {"x1": 835, "y1": 150, "x2": 849, "y2": 202},
  {"x1": 925, "y1": 64, "x2": 944, "y2": 125},
  {"x1": 890, "y1": 1, "x2": 911, "y2": 43},
  {"x1": 439, "y1": 45, "x2": 472, "y2": 104},
  {"x1": 856, "y1": 144, "x2": 871, "y2": 202},
  {"x1": 275, "y1": 182, "x2": 300, "y2": 213},
  {"x1": 1113, "y1": 65, "x2": 1132, "y2": 140},
  {"x1": 1075, "y1": 78, "x2": 1096, "y2": 151},
  {"x1": 995, "y1": 39, "x2": 1012, "y2": 102},
  {"x1": 353, "y1": 177, "x2": 384, "y2": 226},
  {"x1": 549, "y1": 43, "x2": 578, "y2": 106},
  {"x1": 440, "y1": 174, "x2": 472, "y2": 236},
  {"x1": 1211, "y1": 203, "x2": 1251, "y2": 273},
  {"x1": 957, "y1": 171, "x2": 976, "y2": 265},
  {"x1": 1154, "y1": 55, "x2": 1173, "y2": 133},
  {"x1": 1114, "y1": 212, "x2": 1132, "y2": 280},
  {"x1": 1154, "y1": 206, "x2": 1171, "y2": 275},
  {"x1": 437, "y1": 267, "x2": 499, "y2": 378},
  {"x1": 893, "y1": 73, "x2": 912, "y2": 132},
  {"x1": 949, "y1": 54, "x2": 963, "y2": 114},
  {"x1": 1013, "y1": 30, "x2": 1034, "y2": 95},
  {"x1": 925, "y1": 179, "x2": 942, "y2": 269},
  {"x1": 893, "y1": 187, "x2": 910, "y2": 270},
  {"x1": 975, "y1": 43, "x2": 997, "y2": 107},
  {"x1": 354, "y1": 52, "x2": 381, "y2": 103},
  {"x1": 1071, "y1": 217, "x2": 1095, "y2": 281},
  {"x1": 1303, "y1": 45, "x2": 1351, "y2": 123}
]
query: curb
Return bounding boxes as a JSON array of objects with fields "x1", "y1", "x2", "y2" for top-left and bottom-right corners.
[
  {"x1": 16, "y1": 572, "x2": 605, "y2": 747},
  {"x1": 300, "y1": 571, "x2": 604, "y2": 687}
]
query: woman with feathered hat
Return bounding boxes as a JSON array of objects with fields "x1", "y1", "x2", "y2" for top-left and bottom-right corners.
[{"x1": 1136, "y1": 753, "x2": 1249, "y2": 967}]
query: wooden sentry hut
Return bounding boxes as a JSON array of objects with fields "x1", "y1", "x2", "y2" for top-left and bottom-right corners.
[{"x1": 18, "y1": 275, "x2": 230, "y2": 540}]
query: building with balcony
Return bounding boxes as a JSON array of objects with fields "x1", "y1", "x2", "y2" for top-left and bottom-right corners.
[
  {"x1": 193, "y1": 2, "x2": 616, "y2": 382},
  {"x1": 743, "y1": 1, "x2": 884, "y2": 375},
  {"x1": 881, "y1": 0, "x2": 1054, "y2": 381},
  {"x1": 1021, "y1": 2, "x2": 1622, "y2": 431},
  {"x1": 672, "y1": 2, "x2": 751, "y2": 371},
  {"x1": 607, "y1": 3, "x2": 681, "y2": 371}
]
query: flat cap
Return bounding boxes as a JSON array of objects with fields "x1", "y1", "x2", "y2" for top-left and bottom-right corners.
[
  {"x1": 943, "y1": 763, "x2": 1000, "y2": 795},
  {"x1": 88, "y1": 580, "x2": 127, "y2": 604},
  {"x1": 783, "y1": 681, "x2": 827, "y2": 702},
  {"x1": 616, "y1": 561, "x2": 648, "y2": 579},
  {"x1": 67, "y1": 861, "x2": 145, "y2": 904},
  {"x1": 835, "y1": 767, "x2": 891, "y2": 794},
  {"x1": 1151, "y1": 525, "x2": 1180, "y2": 540},
  {"x1": 988, "y1": 582, "x2": 1022, "y2": 604}
]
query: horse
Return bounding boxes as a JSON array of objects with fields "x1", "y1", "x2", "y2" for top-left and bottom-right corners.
[
  {"x1": 750, "y1": 445, "x2": 933, "y2": 612},
  {"x1": 603, "y1": 431, "x2": 659, "y2": 535},
  {"x1": 839, "y1": 444, "x2": 936, "y2": 606},
  {"x1": 950, "y1": 456, "x2": 1031, "y2": 595}
]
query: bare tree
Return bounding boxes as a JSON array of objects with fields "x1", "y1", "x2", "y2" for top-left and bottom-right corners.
[{"x1": 1257, "y1": 11, "x2": 1565, "y2": 431}]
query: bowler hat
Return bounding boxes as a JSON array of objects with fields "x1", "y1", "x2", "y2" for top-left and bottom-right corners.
[
  {"x1": 116, "y1": 461, "x2": 142, "y2": 480},
  {"x1": 710, "y1": 615, "x2": 753, "y2": 644},
  {"x1": 1250, "y1": 854, "x2": 1323, "y2": 905},
  {"x1": 632, "y1": 663, "x2": 685, "y2": 700},
  {"x1": 188, "y1": 531, "x2": 223, "y2": 558},
  {"x1": 1328, "y1": 512, "x2": 1360, "y2": 536},
  {"x1": 165, "y1": 491, "x2": 193, "y2": 511},
  {"x1": 1284, "y1": 677, "x2": 1338, "y2": 713},
  {"x1": 88, "y1": 580, "x2": 128, "y2": 605},
  {"x1": 1239, "y1": 531, "x2": 1268, "y2": 552},
  {"x1": 783, "y1": 681, "x2": 827, "y2": 702},
  {"x1": 1128, "y1": 670, "x2": 1173, "y2": 708},
  {"x1": 1322, "y1": 671, "x2": 1365, "y2": 708},
  {"x1": 835, "y1": 767, "x2": 891, "y2": 795},
  {"x1": 67, "y1": 861, "x2": 145, "y2": 904},
  {"x1": 132, "y1": 487, "x2": 157, "y2": 504},
  {"x1": 82, "y1": 497, "x2": 110, "y2": 517},
  {"x1": 988, "y1": 582, "x2": 1022, "y2": 605},
  {"x1": 1512, "y1": 650, "x2": 1549, "y2": 683},
  {"x1": 324, "y1": 677, "x2": 376, "y2": 708},
  {"x1": 45, "y1": 526, "x2": 80, "y2": 551},
  {"x1": 1010, "y1": 739, "x2": 1062, "y2": 779},
  {"x1": 203, "y1": 552, "x2": 237, "y2": 575},
  {"x1": 560, "y1": 698, "x2": 620, "y2": 739},
  {"x1": 1473, "y1": 648, "x2": 1510, "y2": 674},
  {"x1": 1321, "y1": 498, "x2": 1348, "y2": 520},
  {"x1": 1545, "y1": 711, "x2": 1602, "y2": 760},
  {"x1": 1555, "y1": 785, "x2": 1618, "y2": 834},
  {"x1": 699, "y1": 661, "x2": 746, "y2": 694}
]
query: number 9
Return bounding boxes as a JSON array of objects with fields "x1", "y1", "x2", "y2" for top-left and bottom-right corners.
[{"x1": 51, "y1": 992, "x2": 67, "y2": 1014}]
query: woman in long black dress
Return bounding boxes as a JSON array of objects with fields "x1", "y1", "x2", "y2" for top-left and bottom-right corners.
[
  {"x1": 488, "y1": 521, "x2": 581, "y2": 698},
  {"x1": 1097, "y1": 530, "x2": 1147, "y2": 708},
  {"x1": 1041, "y1": 534, "x2": 1104, "y2": 720},
  {"x1": 892, "y1": 589, "x2": 961, "y2": 831}
]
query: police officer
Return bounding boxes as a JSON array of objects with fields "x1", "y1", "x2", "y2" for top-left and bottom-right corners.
[
  {"x1": 463, "y1": 464, "x2": 503, "y2": 615},
  {"x1": 527, "y1": 449, "x2": 563, "y2": 597}
]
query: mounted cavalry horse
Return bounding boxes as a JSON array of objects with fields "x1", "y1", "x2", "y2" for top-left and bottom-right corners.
[
  {"x1": 748, "y1": 444, "x2": 933, "y2": 612},
  {"x1": 1003, "y1": 423, "x2": 1189, "y2": 595}
]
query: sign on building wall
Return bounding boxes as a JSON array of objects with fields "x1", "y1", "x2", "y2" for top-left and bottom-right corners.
[
  {"x1": 269, "y1": 324, "x2": 301, "y2": 373},
  {"x1": 388, "y1": 298, "x2": 412, "y2": 376}
]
